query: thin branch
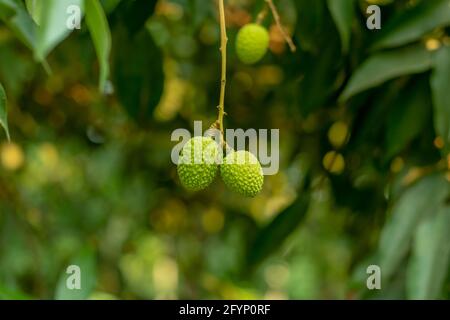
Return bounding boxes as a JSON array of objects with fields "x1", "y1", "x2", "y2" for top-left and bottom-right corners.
[
  {"x1": 256, "y1": 4, "x2": 269, "y2": 24},
  {"x1": 266, "y1": 0, "x2": 296, "y2": 52},
  {"x1": 217, "y1": 0, "x2": 228, "y2": 137}
]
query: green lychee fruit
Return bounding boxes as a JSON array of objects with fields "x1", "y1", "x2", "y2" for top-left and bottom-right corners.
[
  {"x1": 177, "y1": 136, "x2": 221, "y2": 191},
  {"x1": 221, "y1": 150, "x2": 264, "y2": 197},
  {"x1": 236, "y1": 23, "x2": 270, "y2": 64}
]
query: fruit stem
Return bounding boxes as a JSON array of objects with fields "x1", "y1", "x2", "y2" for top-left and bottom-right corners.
[
  {"x1": 217, "y1": 0, "x2": 228, "y2": 139},
  {"x1": 265, "y1": 0, "x2": 296, "y2": 52}
]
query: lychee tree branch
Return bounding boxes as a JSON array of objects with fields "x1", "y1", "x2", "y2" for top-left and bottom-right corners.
[
  {"x1": 265, "y1": 0, "x2": 296, "y2": 52},
  {"x1": 217, "y1": 0, "x2": 228, "y2": 136}
]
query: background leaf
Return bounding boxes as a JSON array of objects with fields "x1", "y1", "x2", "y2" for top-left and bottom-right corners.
[
  {"x1": 85, "y1": 0, "x2": 112, "y2": 93},
  {"x1": 247, "y1": 192, "x2": 310, "y2": 267},
  {"x1": 340, "y1": 44, "x2": 432, "y2": 101},
  {"x1": 100, "y1": 0, "x2": 121, "y2": 14},
  {"x1": 406, "y1": 207, "x2": 450, "y2": 299},
  {"x1": 385, "y1": 78, "x2": 430, "y2": 159},
  {"x1": 378, "y1": 174, "x2": 449, "y2": 281},
  {"x1": 294, "y1": 0, "x2": 327, "y2": 53},
  {"x1": 112, "y1": 27, "x2": 164, "y2": 122},
  {"x1": 25, "y1": 0, "x2": 43, "y2": 25},
  {"x1": 327, "y1": 0, "x2": 355, "y2": 53},
  {"x1": 0, "y1": 284, "x2": 30, "y2": 299},
  {"x1": 373, "y1": 0, "x2": 450, "y2": 50},
  {"x1": 430, "y1": 46, "x2": 450, "y2": 152},
  {"x1": 35, "y1": 0, "x2": 83, "y2": 61},
  {"x1": 0, "y1": 83, "x2": 10, "y2": 140},
  {"x1": 54, "y1": 247, "x2": 96, "y2": 300},
  {"x1": 0, "y1": 0, "x2": 37, "y2": 50},
  {"x1": 115, "y1": 0, "x2": 158, "y2": 35},
  {"x1": 0, "y1": 0, "x2": 17, "y2": 19}
]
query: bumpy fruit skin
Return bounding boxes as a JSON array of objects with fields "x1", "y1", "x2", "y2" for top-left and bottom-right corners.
[
  {"x1": 177, "y1": 136, "x2": 221, "y2": 191},
  {"x1": 236, "y1": 24, "x2": 270, "y2": 64},
  {"x1": 221, "y1": 150, "x2": 264, "y2": 197}
]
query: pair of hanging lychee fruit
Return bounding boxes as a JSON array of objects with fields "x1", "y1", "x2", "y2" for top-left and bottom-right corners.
[{"x1": 177, "y1": 136, "x2": 264, "y2": 197}]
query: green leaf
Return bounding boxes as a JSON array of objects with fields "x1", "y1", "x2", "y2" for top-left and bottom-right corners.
[
  {"x1": 406, "y1": 207, "x2": 450, "y2": 299},
  {"x1": 340, "y1": 44, "x2": 432, "y2": 101},
  {"x1": 294, "y1": 0, "x2": 327, "y2": 53},
  {"x1": 327, "y1": 0, "x2": 355, "y2": 53},
  {"x1": 247, "y1": 192, "x2": 310, "y2": 267},
  {"x1": 34, "y1": 0, "x2": 84, "y2": 61},
  {"x1": 0, "y1": 0, "x2": 17, "y2": 19},
  {"x1": 373, "y1": 0, "x2": 450, "y2": 50},
  {"x1": 112, "y1": 27, "x2": 164, "y2": 122},
  {"x1": 25, "y1": 0, "x2": 43, "y2": 25},
  {"x1": 85, "y1": 0, "x2": 112, "y2": 93},
  {"x1": 100, "y1": 0, "x2": 121, "y2": 14},
  {"x1": 117, "y1": 0, "x2": 158, "y2": 35},
  {"x1": 0, "y1": 83, "x2": 10, "y2": 141},
  {"x1": 55, "y1": 247, "x2": 97, "y2": 300},
  {"x1": 385, "y1": 79, "x2": 430, "y2": 159},
  {"x1": 297, "y1": 33, "x2": 342, "y2": 115},
  {"x1": 378, "y1": 174, "x2": 449, "y2": 281},
  {"x1": 0, "y1": 284, "x2": 30, "y2": 299},
  {"x1": 0, "y1": 45, "x2": 35, "y2": 97},
  {"x1": 0, "y1": 0, "x2": 37, "y2": 50},
  {"x1": 430, "y1": 46, "x2": 450, "y2": 151}
]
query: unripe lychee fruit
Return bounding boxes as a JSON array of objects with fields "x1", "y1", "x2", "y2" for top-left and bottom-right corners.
[
  {"x1": 236, "y1": 23, "x2": 270, "y2": 64},
  {"x1": 221, "y1": 150, "x2": 264, "y2": 197},
  {"x1": 177, "y1": 136, "x2": 221, "y2": 191}
]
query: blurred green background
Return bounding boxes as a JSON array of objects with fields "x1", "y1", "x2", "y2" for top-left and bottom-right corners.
[{"x1": 0, "y1": 0, "x2": 449, "y2": 300}]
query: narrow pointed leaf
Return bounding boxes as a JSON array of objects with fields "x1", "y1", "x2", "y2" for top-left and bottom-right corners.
[
  {"x1": 35, "y1": 0, "x2": 83, "y2": 61},
  {"x1": 340, "y1": 44, "x2": 432, "y2": 101},
  {"x1": 327, "y1": 0, "x2": 355, "y2": 53},
  {"x1": 406, "y1": 208, "x2": 450, "y2": 299},
  {"x1": 373, "y1": 0, "x2": 450, "y2": 50},
  {"x1": 0, "y1": 84, "x2": 10, "y2": 140},
  {"x1": 85, "y1": 0, "x2": 112, "y2": 93},
  {"x1": 430, "y1": 46, "x2": 450, "y2": 151}
]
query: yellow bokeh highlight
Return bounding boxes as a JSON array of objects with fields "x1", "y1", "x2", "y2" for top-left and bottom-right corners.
[
  {"x1": 202, "y1": 207, "x2": 225, "y2": 234},
  {"x1": 1, "y1": 143, "x2": 25, "y2": 171},
  {"x1": 156, "y1": 1, "x2": 184, "y2": 20},
  {"x1": 434, "y1": 136, "x2": 445, "y2": 149},
  {"x1": 390, "y1": 157, "x2": 404, "y2": 173},
  {"x1": 256, "y1": 65, "x2": 284, "y2": 87},
  {"x1": 153, "y1": 257, "x2": 178, "y2": 294},
  {"x1": 328, "y1": 121, "x2": 349, "y2": 149},
  {"x1": 323, "y1": 151, "x2": 345, "y2": 174},
  {"x1": 402, "y1": 167, "x2": 423, "y2": 186},
  {"x1": 264, "y1": 264, "x2": 290, "y2": 289},
  {"x1": 425, "y1": 38, "x2": 441, "y2": 52},
  {"x1": 264, "y1": 290, "x2": 288, "y2": 300},
  {"x1": 155, "y1": 77, "x2": 187, "y2": 122},
  {"x1": 151, "y1": 199, "x2": 187, "y2": 233},
  {"x1": 38, "y1": 143, "x2": 59, "y2": 169}
]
